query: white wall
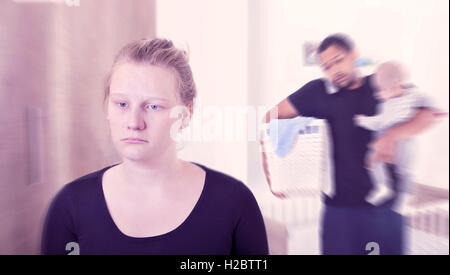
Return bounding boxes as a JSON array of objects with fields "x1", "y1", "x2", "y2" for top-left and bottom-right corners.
[{"x1": 156, "y1": 0, "x2": 249, "y2": 183}]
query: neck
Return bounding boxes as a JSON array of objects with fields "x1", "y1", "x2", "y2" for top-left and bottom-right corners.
[
  {"x1": 119, "y1": 148, "x2": 182, "y2": 190},
  {"x1": 347, "y1": 76, "x2": 364, "y2": 90}
]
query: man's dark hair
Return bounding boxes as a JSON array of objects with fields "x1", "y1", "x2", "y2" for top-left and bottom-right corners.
[{"x1": 318, "y1": 33, "x2": 354, "y2": 53}]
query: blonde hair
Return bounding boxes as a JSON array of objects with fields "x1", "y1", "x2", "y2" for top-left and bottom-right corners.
[
  {"x1": 104, "y1": 38, "x2": 196, "y2": 106},
  {"x1": 375, "y1": 61, "x2": 410, "y2": 88}
]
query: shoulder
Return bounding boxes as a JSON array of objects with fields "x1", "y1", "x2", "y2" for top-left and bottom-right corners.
[
  {"x1": 195, "y1": 163, "x2": 245, "y2": 190},
  {"x1": 361, "y1": 74, "x2": 378, "y2": 101},
  {"x1": 288, "y1": 78, "x2": 328, "y2": 104},
  {"x1": 363, "y1": 74, "x2": 376, "y2": 90},
  {"x1": 194, "y1": 163, "x2": 257, "y2": 204},
  {"x1": 298, "y1": 78, "x2": 327, "y2": 93},
  {"x1": 366, "y1": 74, "x2": 375, "y2": 82},
  {"x1": 66, "y1": 166, "x2": 108, "y2": 192},
  {"x1": 52, "y1": 164, "x2": 116, "y2": 205}
]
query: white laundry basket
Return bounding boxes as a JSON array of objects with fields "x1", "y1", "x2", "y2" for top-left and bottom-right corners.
[{"x1": 263, "y1": 118, "x2": 333, "y2": 198}]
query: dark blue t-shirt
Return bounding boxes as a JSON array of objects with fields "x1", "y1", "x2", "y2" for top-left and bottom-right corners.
[
  {"x1": 288, "y1": 75, "x2": 380, "y2": 206},
  {"x1": 41, "y1": 163, "x2": 269, "y2": 255}
]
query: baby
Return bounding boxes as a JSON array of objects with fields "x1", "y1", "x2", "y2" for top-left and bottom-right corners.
[{"x1": 354, "y1": 61, "x2": 433, "y2": 208}]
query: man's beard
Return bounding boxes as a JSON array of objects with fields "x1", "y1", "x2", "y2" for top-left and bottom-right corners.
[
  {"x1": 343, "y1": 78, "x2": 356, "y2": 89},
  {"x1": 334, "y1": 75, "x2": 357, "y2": 90}
]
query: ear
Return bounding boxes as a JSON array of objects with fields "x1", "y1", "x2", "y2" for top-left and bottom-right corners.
[
  {"x1": 186, "y1": 102, "x2": 193, "y2": 117},
  {"x1": 180, "y1": 104, "x2": 192, "y2": 130},
  {"x1": 350, "y1": 47, "x2": 360, "y2": 62}
]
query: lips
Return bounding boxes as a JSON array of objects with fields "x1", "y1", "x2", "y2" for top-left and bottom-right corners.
[
  {"x1": 121, "y1": 137, "x2": 148, "y2": 143},
  {"x1": 334, "y1": 75, "x2": 346, "y2": 83}
]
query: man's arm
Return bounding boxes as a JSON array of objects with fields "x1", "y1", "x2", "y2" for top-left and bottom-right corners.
[
  {"x1": 263, "y1": 98, "x2": 299, "y2": 123},
  {"x1": 260, "y1": 98, "x2": 300, "y2": 198},
  {"x1": 260, "y1": 81, "x2": 324, "y2": 194},
  {"x1": 369, "y1": 108, "x2": 439, "y2": 164}
]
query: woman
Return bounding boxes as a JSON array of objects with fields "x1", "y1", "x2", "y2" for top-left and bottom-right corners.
[{"x1": 41, "y1": 38, "x2": 268, "y2": 255}]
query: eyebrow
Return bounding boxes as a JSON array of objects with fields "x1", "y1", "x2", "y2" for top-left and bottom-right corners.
[
  {"x1": 110, "y1": 92, "x2": 170, "y2": 102},
  {"x1": 321, "y1": 54, "x2": 345, "y2": 67}
]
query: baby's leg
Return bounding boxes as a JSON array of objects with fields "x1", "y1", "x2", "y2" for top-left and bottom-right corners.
[{"x1": 365, "y1": 154, "x2": 394, "y2": 206}]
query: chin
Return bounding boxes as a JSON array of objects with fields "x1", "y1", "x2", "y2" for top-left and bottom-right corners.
[
  {"x1": 119, "y1": 145, "x2": 150, "y2": 159},
  {"x1": 334, "y1": 82, "x2": 346, "y2": 88},
  {"x1": 342, "y1": 79, "x2": 355, "y2": 88},
  {"x1": 121, "y1": 152, "x2": 152, "y2": 163}
]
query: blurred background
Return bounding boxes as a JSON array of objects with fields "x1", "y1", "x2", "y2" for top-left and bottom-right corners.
[{"x1": 0, "y1": 0, "x2": 448, "y2": 254}]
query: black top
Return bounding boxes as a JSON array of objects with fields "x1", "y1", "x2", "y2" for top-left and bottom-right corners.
[
  {"x1": 41, "y1": 163, "x2": 269, "y2": 255},
  {"x1": 288, "y1": 75, "x2": 380, "y2": 206}
]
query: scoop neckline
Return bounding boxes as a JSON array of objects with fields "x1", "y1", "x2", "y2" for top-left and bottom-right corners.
[{"x1": 97, "y1": 162, "x2": 209, "y2": 242}]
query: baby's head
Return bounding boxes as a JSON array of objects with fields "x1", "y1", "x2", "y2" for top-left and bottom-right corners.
[{"x1": 373, "y1": 61, "x2": 410, "y2": 101}]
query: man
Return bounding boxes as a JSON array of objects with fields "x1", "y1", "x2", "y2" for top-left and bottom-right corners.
[{"x1": 261, "y1": 33, "x2": 437, "y2": 255}]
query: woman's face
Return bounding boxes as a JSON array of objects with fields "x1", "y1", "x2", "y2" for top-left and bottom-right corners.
[{"x1": 107, "y1": 62, "x2": 183, "y2": 162}]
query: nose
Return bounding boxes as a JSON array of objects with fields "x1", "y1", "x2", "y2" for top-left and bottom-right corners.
[
  {"x1": 127, "y1": 109, "x2": 146, "y2": 130},
  {"x1": 330, "y1": 65, "x2": 341, "y2": 78},
  {"x1": 328, "y1": 67, "x2": 339, "y2": 79}
]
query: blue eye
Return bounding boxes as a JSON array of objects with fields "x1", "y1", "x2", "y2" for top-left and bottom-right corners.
[
  {"x1": 148, "y1": 104, "x2": 160, "y2": 110},
  {"x1": 118, "y1": 102, "x2": 128, "y2": 108}
]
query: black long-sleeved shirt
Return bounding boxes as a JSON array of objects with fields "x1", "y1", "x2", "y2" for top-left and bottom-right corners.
[{"x1": 41, "y1": 163, "x2": 269, "y2": 255}]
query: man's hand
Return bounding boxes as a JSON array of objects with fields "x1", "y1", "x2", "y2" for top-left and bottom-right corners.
[
  {"x1": 259, "y1": 129, "x2": 287, "y2": 199},
  {"x1": 259, "y1": 129, "x2": 272, "y2": 185},
  {"x1": 368, "y1": 108, "x2": 441, "y2": 167},
  {"x1": 367, "y1": 131, "x2": 398, "y2": 168}
]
